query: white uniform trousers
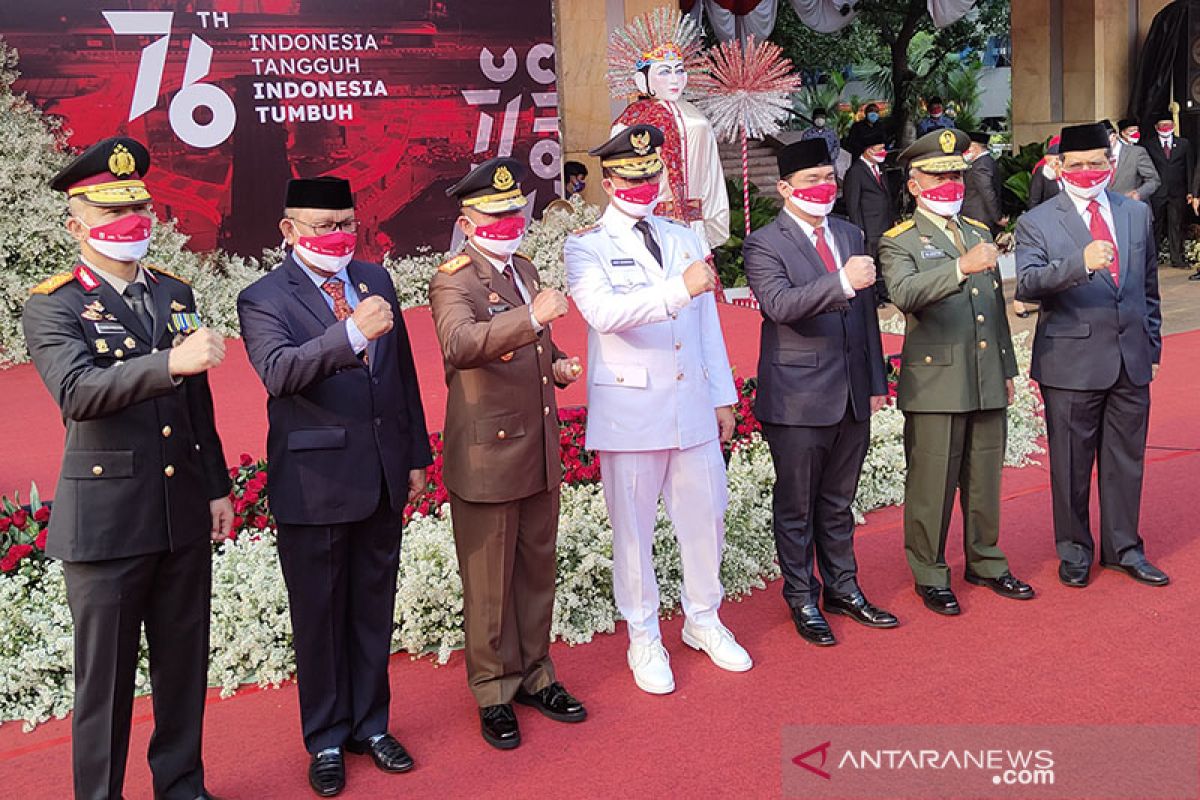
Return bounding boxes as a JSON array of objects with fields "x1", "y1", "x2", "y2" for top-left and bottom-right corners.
[{"x1": 599, "y1": 438, "x2": 728, "y2": 645}]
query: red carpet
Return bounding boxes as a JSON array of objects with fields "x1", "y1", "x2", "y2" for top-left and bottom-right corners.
[
  {"x1": 1, "y1": 302, "x2": 767, "y2": 494},
  {"x1": 2, "y1": 327, "x2": 1198, "y2": 799}
]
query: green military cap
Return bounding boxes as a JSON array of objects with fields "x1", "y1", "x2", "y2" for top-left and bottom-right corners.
[
  {"x1": 50, "y1": 136, "x2": 152, "y2": 206},
  {"x1": 446, "y1": 157, "x2": 528, "y2": 214},
  {"x1": 589, "y1": 124, "x2": 665, "y2": 179},
  {"x1": 899, "y1": 128, "x2": 971, "y2": 173}
]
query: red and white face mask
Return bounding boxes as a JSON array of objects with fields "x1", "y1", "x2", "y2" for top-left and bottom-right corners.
[
  {"x1": 1061, "y1": 168, "x2": 1112, "y2": 200},
  {"x1": 77, "y1": 212, "x2": 153, "y2": 263},
  {"x1": 471, "y1": 216, "x2": 527, "y2": 258},
  {"x1": 295, "y1": 230, "x2": 356, "y2": 274},
  {"x1": 1157, "y1": 124, "x2": 1174, "y2": 137},
  {"x1": 790, "y1": 181, "x2": 837, "y2": 218},
  {"x1": 918, "y1": 180, "x2": 965, "y2": 217},
  {"x1": 610, "y1": 181, "x2": 661, "y2": 218}
]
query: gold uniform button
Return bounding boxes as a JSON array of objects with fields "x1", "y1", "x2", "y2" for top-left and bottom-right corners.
[
  {"x1": 924, "y1": 356, "x2": 933, "y2": 364},
  {"x1": 92, "y1": 465, "x2": 104, "y2": 476},
  {"x1": 542, "y1": 376, "x2": 548, "y2": 385},
  {"x1": 979, "y1": 340, "x2": 989, "y2": 350},
  {"x1": 164, "y1": 465, "x2": 175, "y2": 477},
  {"x1": 676, "y1": 373, "x2": 684, "y2": 381},
  {"x1": 536, "y1": 345, "x2": 544, "y2": 354},
  {"x1": 497, "y1": 430, "x2": 506, "y2": 440},
  {"x1": 161, "y1": 425, "x2": 172, "y2": 438},
  {"x1": 114, "y1": 349, "x2": 124, "y2": 359},
  {"x1": 543, "y1": 406, "x2": 550, "y2": 416},
  {"x1": 675, "y1": 342, "x2": 682, "y2": 350},
  {"x1": 151, "y1": 347, "x2": 159, "y2": 353},
  {"x1": 971, "y1": 287, "x2": 980, "y2": 296},
  {"x1": 977, "y1": 315, "x2": 985, "y2": 323}
]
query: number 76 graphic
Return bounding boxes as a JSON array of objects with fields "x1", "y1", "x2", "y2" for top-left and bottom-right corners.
[{"x1": 104, "y1": 11, "x2": 236, "y2": 148}]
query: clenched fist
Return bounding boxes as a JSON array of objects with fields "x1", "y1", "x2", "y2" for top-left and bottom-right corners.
[
  {"x1": 532, "y1": 289, "x2": 569, "y2": 325},
  {"x1": 843, "y1": 255, "x2": 877, "y2": 290},
  {"x1": 168, "y1": 328, "x2": 226, "y2": 377},
  {"x1": 959, "y1": 242, "x2": 999, "y2": 275},
  {"x1": 683, "y1": 260, "x2": 717, "y2": 297},
  {"x1": 1084, "y1": 240, "x2": 1117, "y2": 272},
  {"x1": 351, "y1": 296, "x2": 394, "y2": 341},
  {"x1": 553, "y1": 356, "x2": 583, "y2": 385}
]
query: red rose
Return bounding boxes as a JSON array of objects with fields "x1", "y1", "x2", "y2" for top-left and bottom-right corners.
[
  {"x1": 0, "y1": 516, "x2": 10, "y2": 530},
  {"x1": 35, "y1": 529, "x2": 48, "y2": 550},
  {"x1": 0, "y1": 555, "x2": 15, "y2": 573},
  {"x1": 8, "y1": 544, "x2": 33, "y2": 565},
  {"x1": 240, "y1": 453, "x2": 254, "y2": 467},
  {"x1": 33, "y1": 506, "x2": 50, "y2": 523},
  {"x1": 11, "y1": 509, "x2": 28, "y2": 528},
  {"x1": 231, "y1": 516, "x2": 243, "y2": 530},
  {"x1": 253, "y1": 515, "x2": 269, "y2": 530},
  {"x1": 243, "y1": 489, "x2": 260, "y2": 504}
]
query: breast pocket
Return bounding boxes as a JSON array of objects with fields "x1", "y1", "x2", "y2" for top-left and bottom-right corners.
[
  {"x1": 62, "y1": 450, "x2": 134, "y2": 479},
  {"x1": 1044, "y1": 323, "x2": 1090, "y2": 338},
  {"x1": 473, "y1": 413, "x2": 526, "y2": 444},
  {"x1": 606, "y1": 265, "x2": 650, "y2": 292},
  {"x1": 773, "y1": 349, "x2": 818, "y2": 368},
  {"x1": 905, "y1": 345, "x2": 952, "y2": 367}
]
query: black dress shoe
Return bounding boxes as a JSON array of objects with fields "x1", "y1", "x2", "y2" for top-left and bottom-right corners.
[
  {"x1": 915, "y1": 585, "x2": 961, "y2": 615},
  {"x1": 308, "y1": 750, "x2": 345, "y2": 797},
  {"x1": 824, "y1": 590, "x2": 899, "y2": 628},
  {"x1": 515, "y1": 681, "x2": 587, "y2": 723},
  {"x1": 1058, "y1": 562, "x2": 1090, "y2": 587},
  {"x1": 480, "y1": 703, "x2": 520, "y2": 750},
  {"x1": 965, "y1": 571, "x2": 1035, "y2": 600},
  {"x1": 1102, "y1": 560, "x2": 1170, "y2": 586},
  {"x1": 1190, "y1": 270, "x2": 1200, "y2": 281},
  {"x1": 346, "y1": 732, "x2": 414, "y2": 773},
  {"x1": 790, "y1": 604, "x2": 836, "y2": 646}
]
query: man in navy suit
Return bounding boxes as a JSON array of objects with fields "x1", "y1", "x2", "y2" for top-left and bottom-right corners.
[
  {"x1": 743, "y1": 139, "x2": 898, "y2": 647},
  {"x1": 1015, "y1": 123, "x2": 1168, "y2": 589},
  {"x1": 1144, "y1": 111, "x2": 1193, "y2": 269},
  {"x1": 237, "y1": 178, "x2": 431, "y2": 796}
]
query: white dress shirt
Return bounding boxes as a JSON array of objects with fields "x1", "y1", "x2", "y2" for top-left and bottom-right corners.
[{"x1": 782, "y1": 206, "x2": 855, "y2": 297}]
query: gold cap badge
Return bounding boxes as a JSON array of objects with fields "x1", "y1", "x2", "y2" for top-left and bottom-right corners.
[
  {"x1": 939, "y1": 130, "x2": 956, "y2": 154},
  {"x1": 108, "y1": 144, "x2": 137, "y2": 178},
  {"x1": 493, "y1": 165, "x2": 515, "y2": 191},
  {"x1": 631, "y1": 130, "x2": 652, "y2": 156}
]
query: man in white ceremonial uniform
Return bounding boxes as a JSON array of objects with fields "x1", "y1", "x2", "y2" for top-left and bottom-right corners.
[{"x1": 565, "y1": 125, "x2": 752, "y2": 695}]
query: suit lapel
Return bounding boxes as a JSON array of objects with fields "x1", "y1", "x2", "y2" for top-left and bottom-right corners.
[
  {"x1": 1054, "y1": 192, "x2": 1095, "y2": 251},
  {"x1": 912, "y1": 211, "x2": 960, "y2": 260},
  {"x1": 345, "y1": 261, "x2": 380, "y2": 368},
  {"x1": 777, "y1": 213, "x2": 827, "y2": 281},
  {"x1": 467, "y1": 244, "x2": 524, "y2": 308},
  {"x1": 1111, "y1": 195, "x2": 1132, "y2": 292},
  {"x1": 92, "y1": 281, "x2": 153, "y2": 345},
  {"x1": 284, "y1": 254, "x2": 338, "y2": 328},
  {"x1": 146, "y1": 273, "x2": 176, "y2": 347}
]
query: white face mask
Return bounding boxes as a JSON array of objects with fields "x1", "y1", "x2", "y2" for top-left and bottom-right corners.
[
  {"x1": 646, "y1": 59, "x2": 687, "y2": 102},
  {"x1": 75, "y1": 213, "x2": 154, "y2": 263},
  {"x1": 609, "y1": 181, "x2": 661, "y2": 218},
  {"x1": 1042, "y1": 163, "x2": 1058, "y2": 180}
]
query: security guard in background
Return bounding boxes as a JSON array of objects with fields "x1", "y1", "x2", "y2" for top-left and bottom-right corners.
[
  {"x1": 22, "y1": 137, "x2": 232, "y2": 800},
  {"x1": 429, "y1": 158, "x2": 587, "y2": 751},
  {"x1": 879, "y1": 129, "x2": 1035, "y2": 616}
]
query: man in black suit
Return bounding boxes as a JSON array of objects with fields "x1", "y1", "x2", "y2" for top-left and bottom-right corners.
[
  {"x1": 23, "y1": 137, "x2": 232, "y2": 800},
  {"x1": 1145, "y1": 111, "x2": 1193, "y2": 269},
  {"x1": 1015, "y1": 123, "x2": 1168, "y2": 589},
  {"x1": 743, "y1": 139, "x2": 897, "y2": 647},
  {"x1": 963, "y1": 132, "x2": 1004, "y2": 235},
  {"x1": 844, "y1": 102, "x2": 888, "y2": 159},
  {"x1": 237, "y1": 178, "x2": 431, "y2": 796},
  {"x1": 843, "y1": 128, "x2": 896, "y2": 259}
]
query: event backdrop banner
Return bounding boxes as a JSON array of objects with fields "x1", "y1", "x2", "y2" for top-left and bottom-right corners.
[{"x1": 0, "y1": 1, "x2": 561, "y2": 259}]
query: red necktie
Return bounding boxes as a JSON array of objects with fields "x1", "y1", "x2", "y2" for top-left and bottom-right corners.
[
  {"x1": 1087, "y1": 200, "x2": 1119, "y2": 286},
  {"x1": 814, "y1": 226, "x2": 837, "y2": 273},
  {"x1": 321, "y1": 277, "x2": 353, "y2": 320},
  {"x1": 1165, "y1": 139, "x2": 1172, "y2": 159},
  {"x1": 874, "y1": 165, "x2": 884, "y2": 186}
]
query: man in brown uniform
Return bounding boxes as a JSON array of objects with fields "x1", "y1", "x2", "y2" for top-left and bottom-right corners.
[{"x1": 429, "y1": 158, "x2": 587, "y2": 750}]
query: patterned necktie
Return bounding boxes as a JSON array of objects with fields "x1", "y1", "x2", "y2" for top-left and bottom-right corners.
[
  {"x1": 320, "y1": 277, "x2": 353, "y2": 320},
  {"x1": 498, "y1": 264, "x2": 518, "y2": 296},
  {"x1": 1087, "y1": 200, "x2": 1119, "y2": 285},
  {"x1": 634, "y1": 219, "x2": 663, "y2": 267},
  {"x1": 813, "y1": 226, "x2": 837, "y2": 273},
  {"x1": 123, "y1": 283, "x2": 154, "y2": 334}
]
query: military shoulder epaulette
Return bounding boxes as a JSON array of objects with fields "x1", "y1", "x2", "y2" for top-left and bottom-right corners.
[
  {"x1": 438, "y1": 254, "x2": 472, "y2": 274},
  {"x1": 962, "y1": 216, "x2": 990, "y2": 231},
  {"x1": 883, "y1": 219, "x2": 915, "y2": 238},
  {"x1": 29, "y1": 272, "x2": 75, "y2": 295},
  {"x1": 147, "y1": 265, "x2": 191, "y2": 285},
  {"x1": 513, "y1": 251, "x2": 532, "y2": 263},
  {"x1": 571, "y1": 223, "x2": 602, "y2": 236}
]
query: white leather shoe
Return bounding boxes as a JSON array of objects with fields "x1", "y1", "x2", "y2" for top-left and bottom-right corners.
[
  {"x1": 682, "y1": 621, "x2": 753, "y2": 672},
  {"x1": 627, "y1": 641, "x2": 675, "y2": 695}
]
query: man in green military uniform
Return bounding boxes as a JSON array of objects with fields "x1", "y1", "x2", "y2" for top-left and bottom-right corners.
[{"x1": 880, "y1": 128, "x2": 1035, "y2": 615}]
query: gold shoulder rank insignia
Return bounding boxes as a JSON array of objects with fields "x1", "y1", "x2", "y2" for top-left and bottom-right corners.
[
  {"x1": 438, "y1": 254, "x2": 472, "y2": 274},
  {"x1": 884, "y1": 219, "x2": 915, "y2": 239},
  {"x1": 571, "y1": 223, "x2": 602, "y2": 236},
  {"x1": 962, "y1": 216, "x2": 990, "y2": 231},
  {"x1": 30, "y1": 272, "x2": 76, "y2": 295},
  {"x1": 513, "y1": 252, "x2": 532, "y2": 263},
  {"x1": 147, "y1": 265, "x2": 191, "y2": 285}
]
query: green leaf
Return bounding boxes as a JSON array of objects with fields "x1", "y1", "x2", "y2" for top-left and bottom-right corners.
[{"x1": 29, "y1": 482, "x2": 40, "y2": 510}]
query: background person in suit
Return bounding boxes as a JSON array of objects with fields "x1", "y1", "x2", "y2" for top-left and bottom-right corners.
[
  {"x1": 1145, "y1": 111, "x2": 1193, "y2": 269},
  {"x1": 565, "y1": 125, "x2": 752, "y2": 696},
  {"x1": 1028, "y1": 137, "x2": 1063, "y2": 209},
  {"x1": 429, "y1": 159, "x2": 587, "y2": 752},
  {"x1": 880, "y1": 129, "x2": 1034, "y2": 616},
  {"x1": 1015, "y1": 123, "x2": 1168, "y2": 589},
  {"x1": 23, "y1": 137, "x2": 232, "y2": 800},
  {"x1": 742, "y1": 139, "x2": 897, "y2": 648},
  {"x1": 1107, "y1": 118, "x2": 1160, "y2": 203},
  {"x1": 844, "y1": 102, "x2": 889, "y2": 159},
  {"x1": 843, "y1": 128, "x2": 896, "y2": 304},
  {"x1": 916, "y1": 96, "x2": 954, "y2": 136},
  {"x1": 237, "y1": 178, "x2": 431, "y2": 797},
  {"x1": 963, "y1": 132, "x2": 1004, "y2": 236}
]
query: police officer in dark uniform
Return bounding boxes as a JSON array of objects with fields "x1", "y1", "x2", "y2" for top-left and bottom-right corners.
[{"x1": 23, "y1": 137, "x2": 232, "y2": 800}]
